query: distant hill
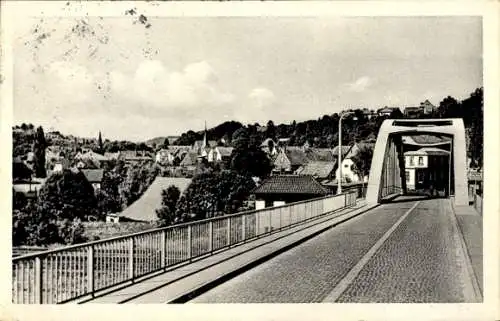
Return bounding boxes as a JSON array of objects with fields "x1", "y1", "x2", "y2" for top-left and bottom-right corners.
[{"x1": 144, "y1": 136, "x2": 180, "y2": 147}]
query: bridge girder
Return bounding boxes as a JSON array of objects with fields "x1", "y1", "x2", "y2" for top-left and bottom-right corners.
[{"x1": 366, "y1": 119, "x2": 468, "y2": 205}]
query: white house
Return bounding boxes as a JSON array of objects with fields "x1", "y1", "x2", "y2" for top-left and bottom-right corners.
[
  {"x1": 404, "y1": 147, "x2": 449, "y2": 191},
  {"x1": 155, "y1": 149, "x2": 175, "y2": 165},
  {"x1": 207, "y1": 146, "x2": 234, "y2": 163},
  {"x1": 335, "y1": 158, "x2": 360, "y2": 183}
]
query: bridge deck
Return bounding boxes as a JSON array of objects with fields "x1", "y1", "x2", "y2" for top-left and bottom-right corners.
[
  {"x1": 191, "y1": 197, "x2": 481, "y2": 303},
  {"x1": 77, "y1": 200, "x2": 372, "y2": 303},
  {"x1": 76, "y1": 196, "x2": 482, "y2": 304}
]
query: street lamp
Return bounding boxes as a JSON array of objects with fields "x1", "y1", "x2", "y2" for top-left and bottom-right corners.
[{"x1": 337, "y1": 111, "x2": 357, "y2": 195}]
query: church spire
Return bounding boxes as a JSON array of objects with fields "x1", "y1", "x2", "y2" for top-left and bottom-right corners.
[{"x1": 202, "y1": 121, "x2": 207, "y2": 148}]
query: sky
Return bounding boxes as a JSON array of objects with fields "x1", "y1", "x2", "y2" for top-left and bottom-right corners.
[{"x1": 13, "y1": 14, "x2": 482, "y2": 141}]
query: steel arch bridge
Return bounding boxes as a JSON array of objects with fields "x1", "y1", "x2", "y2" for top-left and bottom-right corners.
[{"x1": 366, "y1": 118, "x2": 468, "y2": 205}]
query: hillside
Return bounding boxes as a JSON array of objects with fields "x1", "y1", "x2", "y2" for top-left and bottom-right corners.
[
  {"x1": 171, "y1": 88, "x2": 483, "y2": 166},
  {"x1": 144, "y1": 136, "x2": 180, "y2": 147}
]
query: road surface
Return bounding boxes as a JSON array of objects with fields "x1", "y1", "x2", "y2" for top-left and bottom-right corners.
[{"x1": 189, "y1": 196, "x2": 475, "y2": 303}]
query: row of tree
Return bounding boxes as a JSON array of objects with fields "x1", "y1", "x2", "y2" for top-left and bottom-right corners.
[
  {"x1": 172, "y1": 88, "x2": 483, "y2": 167},
  {"x1": 13, "y1": 160, "x2": 160, "y2": 246},
  {"x1": 156, "y1": 170, "x2": 256, "y2": 227}
]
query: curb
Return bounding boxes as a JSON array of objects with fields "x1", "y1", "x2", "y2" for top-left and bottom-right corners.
[
  {"x1": 167, "y1": 203, "x2": 379, "y2": 303},
  {"x1": 449, "y1": 200, "x2": 483, "y2": 302}
]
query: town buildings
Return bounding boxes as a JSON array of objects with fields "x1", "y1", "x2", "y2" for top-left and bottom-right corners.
[{"x1": 404, "y1": 147, "x2": 450, "y2": 194}]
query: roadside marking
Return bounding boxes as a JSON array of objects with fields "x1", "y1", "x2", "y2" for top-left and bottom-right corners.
[{"x1": 322, "y1": 201, "x2": 421, "y2": 302}]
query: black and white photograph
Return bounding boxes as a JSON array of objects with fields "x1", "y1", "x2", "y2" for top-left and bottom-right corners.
[{"x1": 2, "y1": 1, "x2": 498, "y2": 316}]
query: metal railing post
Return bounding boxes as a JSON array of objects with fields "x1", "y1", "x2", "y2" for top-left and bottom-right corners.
[
  {"x1": 187, "y1": 225, "x2": 192, "y2": 260},
  {"x1": 256, "y1": 212, "x2": 260, "y2": 237},
  {"x1": 87, "y1": 246, "x2": 94, "y2": 294},
  {"x1": 34, "y1": 257, "x2": 42, "y2": 304},
  {"x1": 208, "y1": 221, "x2": 213, "y2": 253},
  {"x1": 226, "y1": 218, "x2": 231, "y2": 247},
  {"x1": 269, "y1": 209, "x2": 272, "y2": 233},
  {"x1": 279, "y1": 208, "x2": 282, "y2": 230},
  {"x1": 128, "y1": 238, "x2": 135, "y2": 281},
  {"x1": 160, "y1": 231, "x2": 166, "y2": 269},
  {"x1": 242, "y1": 215, "x2": 246, "y2": 242}
]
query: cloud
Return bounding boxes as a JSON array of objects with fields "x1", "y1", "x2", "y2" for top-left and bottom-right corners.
[
  {"x1": 248, "y1": 87, "x2": 276, "y2": 109},
  {"x1": 346, "y1": 76, "x2": 373, "y2": 92},
  {"x1": 240, "y1": 87, "x2": 278, "y2": 124},
  {"x1": 111, "y1": 60, "x2": 235, "y2": 114}
]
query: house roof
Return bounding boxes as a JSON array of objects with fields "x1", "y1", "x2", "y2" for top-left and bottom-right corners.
[
  {"x1": 404, "y1": 147, "x2": 449, "y2": 156},
  {"x1": 420, "y1": 100, "x2": 435, "y2": 107},
  {"x1": 104, "y1": 152, "x2": 120, "y2": 159},
  {"x1": 379, "y1": 107, "x2": 399, "y2": 113},
  {"x1": 217, "y1": 147, "x2": 234, "y2": 157},
  {"x1": 118, "y1": 177, "x2": 192, "y2": 221},
  {"x1": 305, "y1": 148, "x2": 335, "y2": 162},
  {"x1": 332, "y1": 145, "x2": 352, "y2": 157},
  {"x1": 180, "y1": 152, "x2": 199, "y2": 166},
  {"x1": 252, "y1": 175, "x2": 330, "y2": 195},
  {"x1": 76, "y1": 150, "x2": 108, "y2": 161},
  {"x1": 284, "y1": 147, "x2": 309, "y2": 166},
  {"x1": 468, "y1": 171, "x2": 482, "y2": 181},
  {"x1": 81, "y1": 169, "x2": 104, "y2": 183},
  {"x1": 404, "y1": 106, "x2": 423, "y2": 113},
  {"x1": 295, "y1": 161, "x2": 336, "y2": 179},
  {"x1": 260, "y1": 138, "x2": 277, "y2": 148}
]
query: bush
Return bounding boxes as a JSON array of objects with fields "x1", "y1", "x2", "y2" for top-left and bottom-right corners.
[
  {"x1": 57, "y1": 218, "x2": 88, "y2": 245},
  {"x1": 37, "y1": 169, "x2": 99, "y2": 221}
]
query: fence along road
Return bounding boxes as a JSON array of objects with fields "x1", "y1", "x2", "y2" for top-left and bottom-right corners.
[
  {"x1": 12, "y1": 191, "x2": 357, "y2": 304},
  {"x1": 191, "y1": 196, "x2": 479, "y2": 303}
]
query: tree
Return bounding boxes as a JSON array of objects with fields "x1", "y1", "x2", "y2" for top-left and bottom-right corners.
[
  {"x1": 267, "y1": 139, "x2": 275, "y2": 154},
  {"x1": 12, "y1": 161, "x2": 32, "y2": 181},
  {"x1": 37, "y1": 169, "x2": 99, "y2": 221},
  {"x1": 12, "y1": 200, "x2": 60, "y2": 246},
  {"x1": 156, "y1": 185, "x2": 181, "y2": 226},
  {"x1": 162, "y1": 137, "x2": 170, "y2": 149},
  {"x1": 390, "y1": 108, "x2": 404, "y2": 119},
  {"x1": 98, "y1": 131, "x2": 104, "y2": 154},
  {"x1": 231, "y1": 127, "x2": 249, "y2": 149},
  {"x1": 32, "y1": 126, "x2": 47, "y2": 178},
  {"x1": 97, "y1": 168, "x2": 123, "y2": 215},
  {"x1": 266, "y1": 120, "x2": 276, "y2": 140},
  {"x1": 175, "y1": 170, "x2": 256, "y2": 222},
  {"x1": 12, "y1": 189, "x2": 27, "y2": 211},
  {"x1": 351, "y1": 144, "x2": 374, "y2": 195},
  {"x1": 118, "y1": 162, "x2": 159, "y2": 207}
]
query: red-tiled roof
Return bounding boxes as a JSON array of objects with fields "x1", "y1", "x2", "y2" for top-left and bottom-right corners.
[
  {"x1": 81, "y1": 169, "x2": 104, "y2": 183},
  {"x1": 305, "y1": 148, "x2": 335, "y2": 161},
  {"x1": 332, "y1": 145, "x2": 351, "y2": 157},
  {"x1": 217, "y1": 147, "x2": 234, "y2": 157},
  {"x1": 252, "y1": 175, "x2": 330, "y2": 195},
  {"x1": 284, "y1": 147, "x2": 309, "y2": 166},
  {"x1": 295, "y1": 161, "x2": 336, "y2": 179}
]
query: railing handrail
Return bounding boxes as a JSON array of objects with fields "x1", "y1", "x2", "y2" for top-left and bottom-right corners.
[{"x1": 13, "y1": 191, "x2": 357, "y2": 261}]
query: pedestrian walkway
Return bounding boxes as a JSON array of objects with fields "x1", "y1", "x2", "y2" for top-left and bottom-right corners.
[
  {"x1": 76, "y1": 200, "x2": 374, "y2": 304},
  {"x1": 452, "y1": 204, "x2": 483, "y2": 296}
]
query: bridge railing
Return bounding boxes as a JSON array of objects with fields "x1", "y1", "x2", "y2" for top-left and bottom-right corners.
[{"x1": 12, "y1": 191, "x2": 357, "y2": 304}]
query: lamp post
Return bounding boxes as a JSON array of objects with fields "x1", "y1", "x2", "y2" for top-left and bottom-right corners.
[{"x1": 337, "y1": 111, "x2": 356, "y2": 195}]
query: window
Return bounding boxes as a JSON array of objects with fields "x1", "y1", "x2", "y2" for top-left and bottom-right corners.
[
  {"x1": 405, "y1": 170, "x2": 410, "y2": 182},
  {"x1": 410, "y1": 157, "x2": 415, "y2": 166},
  {"x1": 418, "y1": 156, "x2": 424, "y2": 166}
]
